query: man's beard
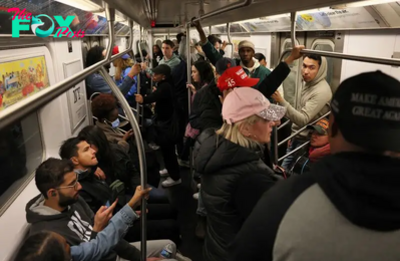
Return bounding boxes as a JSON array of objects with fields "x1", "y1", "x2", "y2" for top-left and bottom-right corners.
[{"x1": 58, "y1": 193, "x2": 78, "y2": 208}]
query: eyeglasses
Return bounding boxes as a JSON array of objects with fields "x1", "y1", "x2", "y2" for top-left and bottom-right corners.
[{"x1": 56, "y1": 174, "x2": 80, "y2": 190}]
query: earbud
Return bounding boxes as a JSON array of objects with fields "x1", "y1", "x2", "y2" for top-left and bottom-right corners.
[{"x1": 51, "y1": 191, "x2": 56, "y2": 197}]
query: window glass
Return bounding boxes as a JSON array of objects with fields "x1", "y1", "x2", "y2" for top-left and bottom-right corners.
[{"x1": 0, "y1": 112, "x2": 43, "y2": 215}]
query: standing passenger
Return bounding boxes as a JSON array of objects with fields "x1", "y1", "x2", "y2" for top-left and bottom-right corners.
[
  {"x1": 85, "y1": 46, "x2": 140, "y2": 97},
  {"x1": 232, "y1": 71, "x2": 400, "y2": 261},
  {"x1": 194, "y1": 87, "x2": 286, "y2": 261},
  {"x1": 135, "y1": 64, "x2": 182, "y2": 188},
  {"x1": 272, "y1": 54, "x2": 332, "y2": 169}
]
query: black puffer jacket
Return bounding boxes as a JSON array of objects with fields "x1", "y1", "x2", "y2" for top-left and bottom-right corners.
[
  {"x1": 194, "y1": 129, "x2": 278, "y2": 261},
  {"x1": 189, "y1": 82, "x2": 222, "y2": 132}
]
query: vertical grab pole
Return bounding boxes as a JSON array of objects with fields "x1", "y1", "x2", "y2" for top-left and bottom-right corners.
[
  {"x1": 226, "y1": 22, "x2": 233, "y2": 58},
  {"x1": 103, "y1": 6, "x2": 146, "y2": 261},
  {"x1": 290, "y1": 12, "x2": 297, "y2": 48},
  {"x1": 100, "y1": 67, "x2": 148, "y2": 261},
  {"x1": 273, "y1": 126, "x2": 278, "y2": 166},
  {"x1": 137, "y1": 26, "x2": 143, "y2": 126},
  {"x1": 138, "y1": 27, "x2": 145, "y2": 128},
  {"x1": 186, "y1": 23, "x2": 192, "y2": 115}
]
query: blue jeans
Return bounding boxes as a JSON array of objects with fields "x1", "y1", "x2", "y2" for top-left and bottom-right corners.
[
  {"x1": 196, "y1": 187, "x2": 207, "y2": 217},
  {"x1": 281, "y1": 138, "x2": 306, "y2": 170},
  {"x1": 148, "y1": 185, "x2": 169, "y2": 204}
]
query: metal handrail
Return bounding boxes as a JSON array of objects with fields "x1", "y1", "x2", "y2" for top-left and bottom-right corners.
[
  {"x1": 277, "y1": 118, "x2": 291, "y2": 130},
  {"x1": 188, "y1": 0, "x2": 253, "y2": 24},
  {"x1": 102, "y1": 7, "x2": 147, "y2": 261},
  {"x1": 100, "y1": 67, "x2": 147, "y2": 261},
  {"x1": 289, "y1": 11, "x2": 400, "y2": 66},
  {"x1": 0, "y1": 10, "x2": 133, "y2": 130},
  {"x1": 278, "y1": 111, "x2": 331, "y2": 147},
  {"x1": 278, "y1": 140, "x2": 310, "y2": 162}
]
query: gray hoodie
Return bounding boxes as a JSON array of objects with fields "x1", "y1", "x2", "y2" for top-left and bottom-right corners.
[
  {"x1": 280, "y1": 56, "x2": 332, "y2": 139},
  {"x1": 26, "y1": 195, "x2": 140, "y2": 261}
]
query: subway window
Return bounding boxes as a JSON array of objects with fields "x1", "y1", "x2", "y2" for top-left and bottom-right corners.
[{"x1": 0, "y1": 112, "x2": 43, "y2": 215}]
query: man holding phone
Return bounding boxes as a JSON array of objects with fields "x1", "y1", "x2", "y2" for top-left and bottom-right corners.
[{"x1": 25, "y1": 158, "x2": 187, "y2": 261}]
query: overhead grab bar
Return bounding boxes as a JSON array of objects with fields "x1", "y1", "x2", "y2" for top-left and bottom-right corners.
[
  {"x1": 101, "y1": 7, "x2": 147, "y2": 261},
  {"x1": 0, "y1": 6, "x2": 133, "y2": 129},
  {"x1": 289, "y1": 11, "x2": 400, "y2": 66},
  {"x1": 188, "y1": 0, "x2": 253, "y2": 24}
]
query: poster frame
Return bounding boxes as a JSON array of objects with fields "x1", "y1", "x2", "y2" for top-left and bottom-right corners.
[{"x1": 63, "y1": 59, "x2": 86, "y2": 133}]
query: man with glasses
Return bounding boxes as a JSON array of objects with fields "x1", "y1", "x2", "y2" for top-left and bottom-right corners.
[{"x1": 25, "y1": 158, "x2": 184, "y2": 261}]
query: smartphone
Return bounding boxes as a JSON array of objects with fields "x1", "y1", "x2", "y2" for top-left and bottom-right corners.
[{"x1": 105, "y1": 200, "x2": 110, "y2": 208}]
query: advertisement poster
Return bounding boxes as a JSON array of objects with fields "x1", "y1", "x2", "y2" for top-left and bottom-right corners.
[
  {"x1": 296, "y1": 7, "x2": 379, "y2": 30},
  {"x1": 0, "y1": 55, "x2": 50, "y2": 110}
]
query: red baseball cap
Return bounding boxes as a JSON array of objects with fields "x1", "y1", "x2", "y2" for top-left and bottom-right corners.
[
  {"x1": 217, "y1": 66, "x2": 260, "y2": 92},
  {"x1": 112, "y1": 46, "x2": 130, "y2": 59}
]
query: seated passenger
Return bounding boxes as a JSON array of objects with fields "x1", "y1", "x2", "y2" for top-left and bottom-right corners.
[
  {"x1": 59, "y1": 138, "x2": 180, "y2": 244},
  {"x1": 17, "y1": 187, "x2": 150, "y2": 261},
  {"x1": 271, "y1": 54, "x2": 332, "y2": 169},
  {"x1": 231, "y1": 71, "x2": 400, "y2": 261},
  {"x1": 91, "y1": 93, "x2": 134, "y2": 154},
  {"x1": 285, "y1": 118, "x2": 331, "y2": 175},
  {"x1": 85, "y1": 46, "x2": 140, "y2": 97},
  {"x1": 135, "y1": 64, "x2": 181, "y2": 188},
  {"x1": 25, "y1": 158, "x2": 179, "y2": 261},
  {"x1": 194, "y1": 87, "x2": 286, "y2": 261}
]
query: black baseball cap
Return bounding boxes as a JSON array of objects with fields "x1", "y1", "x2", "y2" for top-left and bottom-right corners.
[
  {"x1": 215, "y1": 58, "x2": 236, "y2": 75},
  {"x1": 152, "y1": 64, "x2": 171, "y2": 78},
  {"x1": 332, "y1": 70, "x2": 400, "y2": 152}
]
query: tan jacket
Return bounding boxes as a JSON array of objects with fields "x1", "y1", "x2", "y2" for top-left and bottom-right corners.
[
  {"x1": 95, "y1": 121, "x2": 130, "y2": 153},
  {"x1": 280, "y1": 57, "x2": 332, "y2": 139}
]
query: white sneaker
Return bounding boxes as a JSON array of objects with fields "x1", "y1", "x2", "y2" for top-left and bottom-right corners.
[
  {"x1": 159, "y1": 169, "x2": 169, "y2": 178},
  {"x1": 193, "y1": 193, "x2": 199, "y2": 200},
  {"x1": 148, "y1": 142, "x2": 160, "y2": 151},
  {"x1": 176, "y1": 252, "x2": 192, "y2": 261},
  {"x1": 162, "y1": 177, "x2": 182, "y2": 187}
]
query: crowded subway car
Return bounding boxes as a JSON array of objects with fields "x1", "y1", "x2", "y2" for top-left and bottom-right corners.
[{"x1": 1, "y1": 0, "x2": 400, "y2": 260}]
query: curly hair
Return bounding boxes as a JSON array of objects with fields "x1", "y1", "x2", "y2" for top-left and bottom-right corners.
[{"x1": 91, "y1": 93, "x2": 117, "y2": 120}]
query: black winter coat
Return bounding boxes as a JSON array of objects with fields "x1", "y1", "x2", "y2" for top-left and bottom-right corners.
[{"x1": 194, "y1": 129, "x2": 278, "y2": 261}]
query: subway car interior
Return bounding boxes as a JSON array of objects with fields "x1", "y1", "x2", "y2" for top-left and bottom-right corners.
[{"x1": 1, "y1": 0, "x2": 400, "y2": 260}]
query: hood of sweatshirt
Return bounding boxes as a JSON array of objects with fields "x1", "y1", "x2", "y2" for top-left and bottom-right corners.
[
  {"x1": 313, "y1": 152, "x2": 400, "y2": 231},
  {"x1": 241, "y1": 57, "x2": 261, "y2": 73},
  {"x1": 304, "y1": 56, "x2": 328, "y2": 88}
]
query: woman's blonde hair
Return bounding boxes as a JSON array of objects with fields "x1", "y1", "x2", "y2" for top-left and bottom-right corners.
[
  {"x1": 114, "y1": 58, "x2": 134, "y2": 81},
  {"x1": 216, "y1": 114, "x2": 262, "y2": 149}
]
